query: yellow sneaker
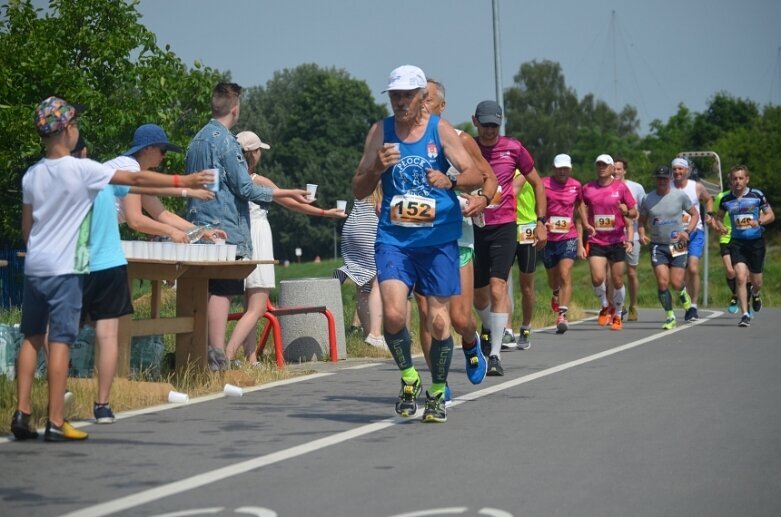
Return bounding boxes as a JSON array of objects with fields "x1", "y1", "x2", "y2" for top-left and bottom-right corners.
[
  {"x1": 628, "y1": 306, "x2": 638, "y2": 321},
  {"x1": 44, "y1": 420, "x2": 88, "y2": 442}
]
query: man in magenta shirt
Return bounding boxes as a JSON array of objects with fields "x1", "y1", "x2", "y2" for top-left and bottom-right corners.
[
  {"x1": 472, "y1": 100, "x2": 546, "y2": 376},
  {"x1": 578, "y1": 154, "x2": 637, "y2": 330},
  {"x1": 541, "y1": 154, "x2": 583, "y2": 334}
]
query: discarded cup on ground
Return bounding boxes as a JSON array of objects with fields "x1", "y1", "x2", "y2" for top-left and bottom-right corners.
[
  {"x1": 168, "y1": 390, "x2": 189, "y2": 404},
  {"x1": 336, "y1": 199, "x2": 347, "y2": 211},
  {"x1": 223, "y1": 384, "x2": 243, "y2": 397},
  {"x1": 306, "y1": 183, "x2": 318, "y2": 201}
]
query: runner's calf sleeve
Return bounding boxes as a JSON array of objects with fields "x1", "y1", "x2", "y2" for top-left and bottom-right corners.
[
  {"x1": 429, "y1": 335, "x2": 454, "y2": 385},
  {"x1": 384, "y1": 327, "x2": 413, "y2": 370},
  {"x1": 658, "y1": 289, "x2": 673, "y2": 312}
]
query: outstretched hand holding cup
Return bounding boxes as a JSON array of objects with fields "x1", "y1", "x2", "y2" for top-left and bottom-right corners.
[{"x1": 187, "y1": 169, "x2": 217, "y2": 190}]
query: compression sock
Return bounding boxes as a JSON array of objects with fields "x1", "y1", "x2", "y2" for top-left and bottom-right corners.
[
  {"x1": 428, "y1": 335, "x2": 453, "y2": 386},
  {"x1": 727, "y1": 277, "x2": 737, "y2": 296},
  {"x1": 384, "y1": 327, "x2": 413, "y2": 371},
  {"x1": 476, "y1": 304, "x2": 492, "y2": 331},
  {"x1": 594, "y1": 282, "x2": 607, "y2": 307},
  {"x1": 490, "y1": 312, "x2": 506, "y2": 357},
  {"x1": 613, "y1": 286, "x2": 626, "y2": 315},
  {"x1": 658, "y1": 289, "x2": 673, "y2": 312}
]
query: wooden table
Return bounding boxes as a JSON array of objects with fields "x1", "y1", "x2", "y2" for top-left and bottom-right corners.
[{"x1": 117, "y1": 259, "x2": 275, "y2": 376}]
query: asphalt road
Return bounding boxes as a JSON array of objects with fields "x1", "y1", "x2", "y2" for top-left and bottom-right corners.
[{"x1": 1, "y1": 307, "x2": 780, "y2": 517}]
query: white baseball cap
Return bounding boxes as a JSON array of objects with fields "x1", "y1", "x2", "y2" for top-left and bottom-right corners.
[
  {"x1": 382, "y1": 65, "x2": 427, "y2": 92},
  {"x1": 595, "y1": 154, "x2": 614, "y2": 165},
  {"x1": 236, "y1": 131, "x2": 271, "y2": 152},
  {"x1": 553, "y1": 154, "x2": 572, "y2": 168}
]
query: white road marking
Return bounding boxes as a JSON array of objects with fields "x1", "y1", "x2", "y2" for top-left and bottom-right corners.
[{"x1": 62, "y1": 312, "x2": 721, "y2": 517}]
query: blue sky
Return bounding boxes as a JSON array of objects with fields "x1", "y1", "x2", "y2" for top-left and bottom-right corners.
[{"x1": 130, "y1": 1, "x2": 780, "y2": 132}]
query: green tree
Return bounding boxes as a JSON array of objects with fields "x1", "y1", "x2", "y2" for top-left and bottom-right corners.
[
  {"x1": 238, "y1": 64, "x2": 387, "y2": 261},
  {"x1": 0, "y1": 0, "x2": 222, "y2": 245},
  {"x1": 503, "y1": 60, "x2": 640, "y2": 173}
]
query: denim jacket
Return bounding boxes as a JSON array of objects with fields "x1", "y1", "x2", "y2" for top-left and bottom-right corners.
[{"x1": 185, "y1": 119, "x2": 273, "y2": 258}]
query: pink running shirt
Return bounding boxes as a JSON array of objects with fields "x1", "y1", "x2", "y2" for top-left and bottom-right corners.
[
  {"x1": 581, "y1": 179, "x2": 636, "y2": 246},
  {"x1": 476, "y1": 136, "x2": 535, "y2": 226},
  {"x1": 543, "y1": 176, "x2": 582, "y2": 241}
]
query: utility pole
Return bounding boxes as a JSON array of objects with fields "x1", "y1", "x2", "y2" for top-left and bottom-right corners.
[{"x1": 492, "y1": 0, "x2": 505, "y2": 135}]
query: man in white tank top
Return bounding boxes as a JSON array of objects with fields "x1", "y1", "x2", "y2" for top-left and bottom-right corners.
[{"x1": 672, "y1": 157, "x2": 714, "y2": 322}]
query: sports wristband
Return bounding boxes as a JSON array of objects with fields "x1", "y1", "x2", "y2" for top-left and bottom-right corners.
[
  {"x1": 173, "y1": 174, "x2": 180, "y2": 188},
  {"x1": 320, "y1": 209, "x2": 325, "y2": 216}
]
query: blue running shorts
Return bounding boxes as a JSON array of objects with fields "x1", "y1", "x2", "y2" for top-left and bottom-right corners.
[{"x1": 375, "y1": 241, "x2": 460, "y2": 297}]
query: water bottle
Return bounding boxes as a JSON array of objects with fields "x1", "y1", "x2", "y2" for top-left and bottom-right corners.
[{"x1": 186, "y1": 224, "x2": 212, "y2": 243}]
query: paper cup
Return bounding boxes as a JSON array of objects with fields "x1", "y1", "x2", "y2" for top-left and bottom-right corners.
[
  {"x1": 306, "y1": 183, "x2": 318, "y2": 201},
  {"x1": 205, "y1": 244, "x2": 219, "y2": 262},
  {"x1": 131, "y1": 241, "x2": 148, "y2": 259},
  {"x1": 336, "y1": 199, "x2": 347, "y2": 211},
  {"x1": 217, "y1": 245, "x2": 230, "y2": 261},
  {"x1": 458, "y1": 197, "x2": 468, "y2": 210},
  {"x1": 226, "y1": 244, "x2": 237, "y2": 260},
  {"x1": 120, "y1": 240, "x2": 133, "y2": 258},
  {"x1": 207, "y1": 168, "x2": 219, "y2": 192},
  {"x1": 148, "y1": 242, "x2": 164, "y2": 260},
  {"x1": 161, "y1": 242, "x2": 176, "y2": 261},
  {"x1": 212, "y1": 238, "x2": 226, "y2": 246},
  {"x1": 168, "y1": 390, "x2": 189, "y2": 404},
  {"x1": 174, "y1": 243, "x2": 188, "y2": 261},
  {"x1": 224, "y1": 384, "x2": 243, "y2": 397}
]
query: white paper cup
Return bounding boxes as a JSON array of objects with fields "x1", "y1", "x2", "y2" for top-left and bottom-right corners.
[
  {"x1": 217, "y1": 245, "x2": 230, "y2": 261},
  {"x1": 205, "y1": 244, "x2": 219, "y2": 261},
  {"x1": 207, "y1": 168, "x2": 219, "y2": 192},
  {"x1": 131, "y1": 241, "x2": 148, "y2": 259},
  {"x1": 160, "y1": 242, "x2": 175, "y2": 261},
  {"x1": 148, "y1": 242, "x2": 164, "y2": 260},
  {"x1": 223, "y1": 384, "x2": 243, "y2": 397},
  {"x1": 212, "y1": 238, "x2": 226, "y2": 246},
  {"x1": 168, "y1": 390, "x2": 189, "y2": 403},
  {"x1": 336, "y1": 199, "x2": 347, "y2": 211},
  {"x1": 174, "y1": 243, "x2": 188, "y2": 261},
  {"x1": 226, "y1": 244, "x2": 237, "y2": 260},
  {"x1": 191, "y1": 244, "x2": 208, "y2": 261},
  {"x1": 458, "y1": 197, "x2": 468, "y2": 210},
  {"x1": 120, "y1": 240, "x2": 133, "y2": 258},
  {"x1": 306, "y1": 183, "x2": 318, "y2": 201}
]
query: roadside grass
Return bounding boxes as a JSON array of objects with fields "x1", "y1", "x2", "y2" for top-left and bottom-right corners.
[{"x1": 1, "y1": 239, "x2": 778, "y2": 433}]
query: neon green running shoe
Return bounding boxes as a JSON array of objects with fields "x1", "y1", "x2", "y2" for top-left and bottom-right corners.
[
  {"x1": 680, "y1": 289, "x2": 692, "y2": 310},
  {"x1": 662, "y1": 317, "x2": 677, "y2": 330}
]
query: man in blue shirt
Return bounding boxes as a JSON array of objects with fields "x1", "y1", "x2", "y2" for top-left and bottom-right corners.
[
  {"x1": 185, "y1": 82, "x2": 309, "y2": 370},
  {"x1": 715, "y1": 165, "x2": 775, "y2": 327}
]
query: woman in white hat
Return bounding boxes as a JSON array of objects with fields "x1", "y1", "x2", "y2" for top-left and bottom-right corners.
[{"x1": 225, "y1": 131, "x2": 346, "y2": 365}]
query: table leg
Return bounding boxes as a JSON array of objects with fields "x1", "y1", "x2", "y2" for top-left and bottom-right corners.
[
  {"x1": 176, "y1": 277, "x2": 209, "y2": 371},
  {"x1": 117, "y1": 314, "x2": 132, "y2": 377}
]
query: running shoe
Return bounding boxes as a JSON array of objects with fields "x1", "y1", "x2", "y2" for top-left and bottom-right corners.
[
  {"x1": 610, "y1": 315, "x2": 623, "y2": 331},
  {"x1": 684, "y1": 307, "x2": 698, "y2": 322},
  {"x1": 597, "y1": 306, "x2": 612, "y2": 326},
  {"x1": 727, "y1": 297, "x2": 738, "y2": 314},
  {"x1": 501, "y1": 329, "x2": 518, "y2": 350},
  {"x1": 421, "y1": 391, "x2": 447, "y2": 423},
  {"x1": 555, "y1": 313, "x2": 568, "y2": 334},
  {"x1": 444, "y1": 384, "x2": 453, "y2": 408},
  {"x1": 395, "y1": 377, "x2": 422, "y2": 417},
  {"x1": 10, "y1": 410, "x2": 39, "y2": 440},
  {"x1": 463, "y1": 333, "x2": 487, "y2": 385},
  {"x1": 680, "y1": 289, "x2": 692, "y2": 310},
  {"x1": 752, "y1": 294, "x2": 762, "y2": 313},
  {"x1": 662, "y1": 317, "x2": 677, "y2": 330},
  {"x1": 44, "y1": 420, "x2": 88, "y2": 442},
  {"x1": 480, "y1": 327, "x2": 492, "y2": 357},
  {"x1": 551, "y1": 294, "x2": 560, "y2": 313},
  {"x1": 93, "y1": 403, "x2": 115, "y2": 424},
  {"x1": 739, "y1": 314, "x2": 751, "y2": 327},
  {"x1": 486, "y1": 355, "x2": 504, "y2": 376},
  {"x1": 621, "y1": 307, "x2": 628, "y2": 321},
  {"x1": 516, "y1": 328, "x2": 531, "y2": 350},
  {"x1": 628, "y1": 306, "x2": 638, "y2": 321}
]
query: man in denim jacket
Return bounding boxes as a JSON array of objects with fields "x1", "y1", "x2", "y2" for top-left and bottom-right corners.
[{"x1": 185, "y1": 82, "x2": 309, "y2": 370}]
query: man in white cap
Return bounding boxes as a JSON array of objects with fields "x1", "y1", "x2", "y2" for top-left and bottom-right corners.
[
  {"x1": 671, "y1": 157, "x2": 713, "y2": 322},
  {"x1": 541, "y1": 153, "x2": 584, "y2": 334},
  {"x1": 579, "y1": 154, "x2": 637, "y2": 330},
  {"x1": 471, "y1": 99, "x2": 547, "y2": 376},
  {"x1": 353, "y1": 65, "x2": 482, "y2": 423}
]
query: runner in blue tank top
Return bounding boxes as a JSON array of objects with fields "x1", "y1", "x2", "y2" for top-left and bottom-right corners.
[
  {"x1": 353, "y1": 65, "x2": 483, "y2": 423},
  {"x1": 715, "y1": 165, "x2": 775, "y2": 327}
]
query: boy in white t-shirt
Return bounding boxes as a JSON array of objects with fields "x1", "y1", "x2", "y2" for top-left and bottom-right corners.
[{"x1": 11, "y1": 97, "x2": 214, "y2": 441}]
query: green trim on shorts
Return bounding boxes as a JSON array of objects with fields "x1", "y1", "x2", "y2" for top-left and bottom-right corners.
[{"x1": 459, "y1": 246, "x2": 474, "y2": 268}]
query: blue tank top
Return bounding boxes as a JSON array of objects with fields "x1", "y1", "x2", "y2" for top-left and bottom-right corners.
[{"x1": 377, "y1": 115, "x2": 461, "y2": 248}]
